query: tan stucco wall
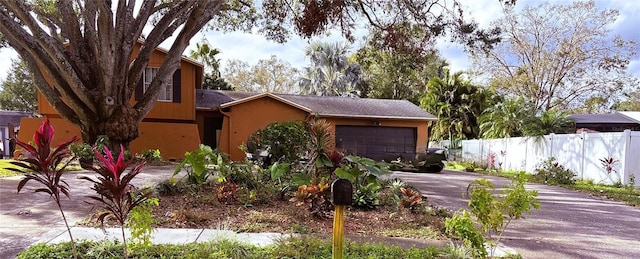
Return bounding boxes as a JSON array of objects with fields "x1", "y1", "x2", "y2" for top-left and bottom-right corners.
[{"x1": 17, "y1": 118, "x2": 200, "y2": 160}]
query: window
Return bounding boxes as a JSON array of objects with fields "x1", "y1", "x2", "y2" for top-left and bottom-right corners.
[{"x1": 143, "y1": 67, "x2": 173, "y2": 101}]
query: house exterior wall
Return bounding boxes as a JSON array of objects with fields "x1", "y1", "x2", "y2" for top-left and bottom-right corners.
[
  {"x1": 218, "y1": 97, "x2": 308, "y2": 160},
  {"x1": 216, "y1": 96, "x2": 432, "y2": 161},
  {"x1": 17, "y1": 117, "x2": 200, "y2": 160}
]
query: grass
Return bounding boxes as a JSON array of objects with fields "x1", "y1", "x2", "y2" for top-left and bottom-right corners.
[
  {"x1": 0, "y1": 159, "x2": 21, "y2": 177},
  {"x1": 446, "y1": 161, "x2": 640, "y2": 207},
  {"x1": 17, "y1": 236, "x2": 458, "y2": 259}
]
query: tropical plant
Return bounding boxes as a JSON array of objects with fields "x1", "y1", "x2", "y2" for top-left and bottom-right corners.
[
  {"x1": 305, "y1": 118, "x2": 336, "y2": 178},
  {"x1": 80, "y1": 145, "x2": 153, "y2": 258},
  {"x1": 522, "y1": 108, "x2": 574, "y2": 137},
  {"x1": 289, "y1": 177, "x2": 331, "y2": 217},
  {"x1": 9, "y1": 119, "x2": 79, "y2": 258},
  {"x1": 599, "y1": 156, "x2": 619, "y2": 175},
  {"x1": 334, "y1": 155, "x2": 392, "y2": 210},
  {"x1": 447, "y1": 173, "x2": 540, "y2": 258},
  {"x1": 479, "y1": 96, "x2": 535, "y2": 139},
  {"x1": 173, "y1": 144, "x2": 218, "y2": 185},
  {"x1": 533, "y1": 157, "x2": 576, "y2": 185},
  {"x1": 299, "y1": 42, "x2": 364, "y2": 97},
  {"x1": 398, "y1": 187, "x2": 423, "y2": 212},
  {"x1": 125, "y1": 197, "x2": 159, "y2": 252},
  {"x1": 246, "y1": 120, "x2": 310, "y2": 166},
  {"x1": 420, "y1": 69, "x2": 496, "y2": 140}
]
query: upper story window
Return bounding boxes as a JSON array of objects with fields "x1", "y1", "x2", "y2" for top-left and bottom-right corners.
[{"x1": 143, "y1": 67, "x2": 172, "y2": 101}]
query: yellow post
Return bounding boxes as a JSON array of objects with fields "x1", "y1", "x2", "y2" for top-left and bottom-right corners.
[{"x1": 332, "y1": 205, "x2": 345, "y2": 259}]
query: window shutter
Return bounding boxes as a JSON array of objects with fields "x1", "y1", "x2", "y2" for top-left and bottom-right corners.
[
  {"x1": 135, "y1": 77, "x2": 143, "y2": 101},
  {"x1": 172, "y1": 69, "x2": 181, "y2": 103}
]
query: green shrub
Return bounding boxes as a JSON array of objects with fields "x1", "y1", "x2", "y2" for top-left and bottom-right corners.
[
  {"x1": 246, "y1": 120, "x2": 310, "y2": 166},
  {"x1": 135, "y1": 149, "x2": 162, "y2": 163},
  {"x1": 533, "y1": 157, "x2": 576, "y2": 185}
]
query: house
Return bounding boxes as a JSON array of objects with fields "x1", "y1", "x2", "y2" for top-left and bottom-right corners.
[
  {"x1": 18, "y1": 44, "x2": 436, "y2": 161},
  {"x1": 17, "y1": 43, "x2": 204, "y2": 160},
  {"x1": 570, "y1": 112, "x2": 640, "y2": 133},
  {"x1": 0, "y1": 111, "x2": 32, "y2": 158},
  {"x1": 196, "y1": 90, "x2": 436, "y2": 161}
]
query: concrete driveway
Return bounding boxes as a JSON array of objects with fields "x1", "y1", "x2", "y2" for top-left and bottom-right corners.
[
  {"x1": 0, "y1": 165, "x2": 179, "y2": 259},
  {"x1": 394, "y1": 169, "x2": 640, "y2": 259}
]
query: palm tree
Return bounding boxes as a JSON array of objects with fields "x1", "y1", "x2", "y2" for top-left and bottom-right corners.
[
  {"x1": 522, "y1": 108, "x2": 574, "y2": 137},
  {"x1": 189, "y1": 41, "x2": 222, "y2": 76},
  {"x1": 479, "y1": 97, "x2": 534, "y2": 139},
  {"x1": 421, "y1": 69, "x2": 494, "y2": 141},
  {"x1": 299, "y1": 42, "x2": 363, "y2": 96}
]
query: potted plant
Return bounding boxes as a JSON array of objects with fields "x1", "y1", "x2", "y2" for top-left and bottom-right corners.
[{"x1": 70, "y1": 135, "x2": 110, "y2": 169}]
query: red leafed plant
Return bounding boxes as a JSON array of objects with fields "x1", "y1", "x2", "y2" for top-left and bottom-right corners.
[
  {"x1": 8, "y1": 118, "x2": 79, "y2": 258},
  {"x1": 80, "y1": 145, "x2": 152, "y2": 258},
  {"x1": 399, "y1": 187, "x2": 423, "y2": 212}
]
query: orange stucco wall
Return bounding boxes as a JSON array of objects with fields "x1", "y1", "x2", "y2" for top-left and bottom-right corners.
[
  {"x1": 38, "y1": 57, "x2": 200, "y2": 121},
  {"x1": 218, "y1": 97, "x2": 308, "y2": 160},
  {"x1": 215, "y1": 96, "x2": 432, "y2": 161},
  {"x1": 17, "y1": 118, "x2": 200, "y2": 160}
]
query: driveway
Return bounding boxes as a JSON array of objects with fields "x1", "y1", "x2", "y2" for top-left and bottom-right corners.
[
  {"x1": 0, "y1": 165, "x2": 179, "y2": 259},
  {"x1": 394, "y1": 169, "x2": 640, "y2": 259}
]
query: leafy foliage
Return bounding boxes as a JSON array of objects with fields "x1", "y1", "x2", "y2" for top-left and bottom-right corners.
[
  {"x1": 223, "y1": 56, "x2": 299, "y2": 93},
  {"x1": 421, "y1": 69, "x2": 496, "y2": 140},
  {"x1": 126, "y1": 197, "x2": 159, "y2": 251},
  {"x1": 80, "y1": 145, "x2": 153, "y2": 258},
  {"x1": 447, "y1": 173, "x2": 539, "y2": 258},
  {"x1": 0, "y1": 59, "x2": 37, "y2": 112},
  {"x1": 473, "y1": 0, "x2": 637, "y2": 111},
  {"x1": 9, "y1": 118, "x2": 79, "y2": 258},
  {"x1": 335, "y1": 155, "x2": 392, "y2": 210},
  {"x1": 299, "y1": 41, "x2": 364, "y2": 97},
  {"x1": 399, "y1": 187, "x2": 423, "y2": 212},
  {"x1": 533, "y1": 157, "x2": 576, "y2": 185},
  {"x1": 289, "y1": 177, "x2": 331, "y2": 217},
  {"x1": 246, "y1": 120, "x2": 310, "y2": 166},
  {"x1": 173, "y1": 144, "x2": 223, "y2": 185},
  {"x1": 599, "y1": 156, "x2": 619, "y2": 175},
  {"x1": 479, "y1": 97, "x2": 534, "y2": 138}
]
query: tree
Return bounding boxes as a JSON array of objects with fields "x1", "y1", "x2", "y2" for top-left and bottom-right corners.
[
  {"x1": 479, "y1": 97, "x2": 534, "y2": 139},
  {"x1": 0, "y1": 59, "x2": 37, "y2": 112},
  {"x1": 0, "y1": 1, "x2": 223, "y2": 148},
  {"x1": 522, "y1": 108, "x2": 574, "y2": 137},
  {"x1": 355, "y1": 34, "x2": 448, "y2": 104},
  {"x1": 0, "y1": 0, "x2": 512, "y2": 148},
  {"x1": 420, "y1": 69, "x2": 495, "y2": 140},
  {"x1": 223, "y1": 55, "x2": 298, "y2": 93},
  {"x1": 189, "y1": 40, "x2": 232, "y2": 90},
  {"x1": 472, "y1": 1, "x2": 637, "y2": 112},
  {"x1": 299, "y1": 42, "x2": 364, "y2": 97}
]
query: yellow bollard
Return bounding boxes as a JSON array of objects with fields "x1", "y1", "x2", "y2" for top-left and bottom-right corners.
[
  {"x1": 333, "y1": 205, "x2": 345, "y2": 259},
  {"x1": 331, "y1": 179, "x2": 352, "y2": 259}
]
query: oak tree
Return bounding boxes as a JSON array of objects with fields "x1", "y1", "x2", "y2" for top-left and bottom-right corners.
[
  {"x1": 224, "y1": 55, "x2": 299, "y2": 93},
  {"x1": 472, "y1": 0, "x2": 637, "y2": 111},
  {"x1": 0, "y1": 0, "x2": 224, "y2": 147}
]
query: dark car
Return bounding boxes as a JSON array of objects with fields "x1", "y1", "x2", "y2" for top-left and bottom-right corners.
[{"x1": 412, "y1": 148, "x2": 448, "y2": 173}]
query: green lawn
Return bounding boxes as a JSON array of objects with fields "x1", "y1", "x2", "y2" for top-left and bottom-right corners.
[{"x1": 0, "y1": 159, "x2": 21, "y2": 177}]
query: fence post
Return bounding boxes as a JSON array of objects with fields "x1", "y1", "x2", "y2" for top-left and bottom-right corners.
[
  {"x1": 622, "y1": 130, "x2": 632, "y2": 185},
  {"x1": 580, "y1": 131, "x2": 586, "y2": 180}
]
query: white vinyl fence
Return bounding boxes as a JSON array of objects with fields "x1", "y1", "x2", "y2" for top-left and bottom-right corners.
[{"x1": 459, "y1": 130, "x2": 640, "y2": 187}]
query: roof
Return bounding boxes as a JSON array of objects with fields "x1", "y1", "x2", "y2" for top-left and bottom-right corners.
[
  {"x1": 570, "y1": 113, "x2": 638, "y2": 124},
  {"x1": 618, "y1": 111, "x2": 640, "y2": 123},
  {"x1": 196, "y1": 89, "x2": 436, "y2": 121},
  {"x1": 0, "y1": 111, "x2": 32, "y2": 126}
]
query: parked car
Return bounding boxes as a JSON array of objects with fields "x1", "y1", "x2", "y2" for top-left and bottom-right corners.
[{"x1": 412, "y1": 148, "x2": 447, "y2": 173}]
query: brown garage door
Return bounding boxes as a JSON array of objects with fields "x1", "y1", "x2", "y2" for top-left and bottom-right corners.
[{"x1": 335, "y1": 125, "x2": 417, "y2": 161}]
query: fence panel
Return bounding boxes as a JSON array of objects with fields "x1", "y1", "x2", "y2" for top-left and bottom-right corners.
[{"x1": 458, "y1": 130, "x2": 638, "y2": 186}]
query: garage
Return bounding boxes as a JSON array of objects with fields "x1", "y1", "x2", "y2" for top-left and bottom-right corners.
[{"x1": 335, "y1": 125, "x2": 417, "y2": 161}]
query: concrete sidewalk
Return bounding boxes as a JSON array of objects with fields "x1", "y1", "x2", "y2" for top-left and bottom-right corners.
[{"x1": 47, "y1": 227, "x2": 292, "y2": 247}]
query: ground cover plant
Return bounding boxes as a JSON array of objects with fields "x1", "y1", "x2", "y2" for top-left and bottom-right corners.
[{"x1": 17, "y1": 237, "x2": 457, "y2": 259}]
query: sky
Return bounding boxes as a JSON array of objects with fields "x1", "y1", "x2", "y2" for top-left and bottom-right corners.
[{"x1": 0, "y1": 0, "x2": 638, "y2": 82}]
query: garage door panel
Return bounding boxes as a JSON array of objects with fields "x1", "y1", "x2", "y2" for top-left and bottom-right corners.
[{"x1": 335, "y1": 125, "x2": 417, "y2": 161}]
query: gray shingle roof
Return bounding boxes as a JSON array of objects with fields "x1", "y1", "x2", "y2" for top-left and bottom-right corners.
[
  {"x1": 570, "y1": 113, "x2": 635, "y2": 124},
  {"x1": 0, "y1": 111, "x2": 32, "y2": 126},
  {"x1": 196, "y1": 89, "x2": 436, "y2": 120}
]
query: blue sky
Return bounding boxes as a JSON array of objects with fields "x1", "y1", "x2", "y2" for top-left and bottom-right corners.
[{"x1": 0, "y1": 0, "x2": 638, "y2": 81}]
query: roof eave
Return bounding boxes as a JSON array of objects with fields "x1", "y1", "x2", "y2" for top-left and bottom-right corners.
[{"x1": 317, "y1": 113, "x2": 437, "y2": 121}]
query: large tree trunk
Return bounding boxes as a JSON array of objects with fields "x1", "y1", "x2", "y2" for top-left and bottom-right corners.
[{"x1": 79, "y1": 105, "x2": 140, "y2": 152}]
